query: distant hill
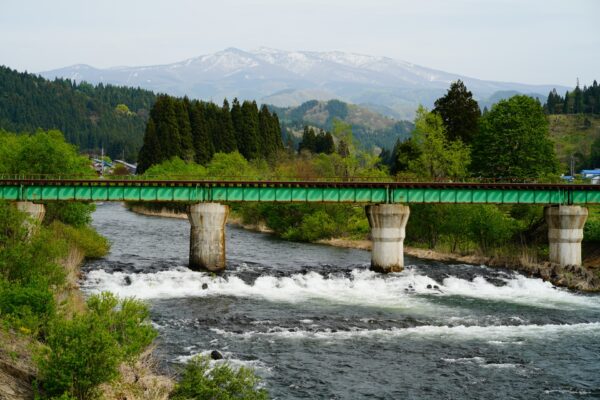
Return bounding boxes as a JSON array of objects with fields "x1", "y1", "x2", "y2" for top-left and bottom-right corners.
[
  {"x1": 39, "y1": 47, "x2": 566, "y2": 120},
  {"x1": 0, "y1": 66, "x2": 156, "y2": 161},
  {"x1": 269, "y1": 99, "x2": 413, "y2": 151},
  {"x1": 548, "y1": 114, "x2": 600, "y2": 171}
]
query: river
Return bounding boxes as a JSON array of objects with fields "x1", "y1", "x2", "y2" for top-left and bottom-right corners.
[{"x1": 82, "y1": 203, "x2": 600, "y2": 399}]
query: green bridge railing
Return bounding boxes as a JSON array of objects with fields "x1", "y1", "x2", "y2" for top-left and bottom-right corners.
[{"x1": 0, "y1": 178, "x2": 599, "y2": 205}]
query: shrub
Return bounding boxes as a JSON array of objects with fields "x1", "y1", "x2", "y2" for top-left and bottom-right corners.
[
  {"x1": 0, "y1": 280, "x2": 55, "y2": 337},
  {"x1": 44, "y1": 202, "x2": 95, "y2": 228},
  {"x1": 171, "y1": 355, "x2": 269, "y2": 400},
  {"x1": 50, "y1": 222, "x2": 110, "y2": 259},
  {"x1": 39, "y1": 293, "x2": 156, "y2": 399}
]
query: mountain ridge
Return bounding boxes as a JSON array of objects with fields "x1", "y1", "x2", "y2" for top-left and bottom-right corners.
[{"x1": 40, "y1": 47, "x2": 568, "y2": 119}]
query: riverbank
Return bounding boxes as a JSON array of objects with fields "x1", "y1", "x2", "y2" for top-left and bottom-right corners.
[
  {"x1": 128, "y1": 204, "x2": 600, "y2": 292},
  {"x1": 0, "y1": 229, "x2": 174, "y2": 399}
]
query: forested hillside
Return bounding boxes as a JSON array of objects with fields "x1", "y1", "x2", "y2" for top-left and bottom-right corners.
[
  {"x1": 137, "y1": 96, "x2": 283, "y2": 173},
  {"x1": 0, "y1": 66, "x2": 156, "y2": 161},
  {"x1": 269, "y1": 100, "x2": 413, "y2": 151}
]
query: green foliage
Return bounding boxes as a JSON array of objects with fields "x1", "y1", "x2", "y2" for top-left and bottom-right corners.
[
  {"x1": 49, "y1": 222, "x2": 110, "y2": 259},
  {"x1": 472, "y1": 95, "x2": 559, "y2": 178},
  {"x1": 137, "y1": 95, "x2": 282, "y2": 173},
  {"x1": 408, "y1": 106, "x2": 470, "y2": 180},
  {"x1": 433, "y1": 80, "x2": 481, "y2": 144},
  {"x1": 544, "y1": 81, "x2": 600, "y2": 115},
  {"x1": 584, "y1": 206, "x2": 600, "y2": 242},
  {"x1": 44, "y1": 203, "x2": 95, "y2": 227},
  {"x1": 144, "y1": 157, "x2": 207, "y2": 179},
  {"x1": 171, "y1": 355, "x2": 269, "y2": 400},
  {"x1": 0, "y1": 66, "x2": 155, "y2": 161},
  {"x1": 0, "y1": 280, "x2": 55, "y2": 337},
  {"x1": 39, "y1": 293, "x2": 156, "y2": 400}
]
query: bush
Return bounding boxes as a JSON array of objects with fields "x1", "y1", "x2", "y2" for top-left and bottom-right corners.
[
  {"x1": 171, "y1": 355, "x2": 269, "y2": 400},
  {"x1": 44, "y1": 202, "x2": 95, "y2": 228},
  {"x1": 38, "y1": 293, "x2": 156, "y2": 399},
  {"x1": 0, "y1": 280, "x2": 55, "y2": 337}
]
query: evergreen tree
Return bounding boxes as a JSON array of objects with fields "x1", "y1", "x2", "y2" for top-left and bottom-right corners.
[
  {"x1": 152, "y1": 96, "x2": 181, "y2": 159},
  {"x1": 231, "y1": 98, "x2": 244, "y2": 150},
  {"x1": 433, "y1": 80, "x2": 481, "y2": 143},
  {"x1": 390, "y1": 138, "x2": 422, "y2": 175},
  {"x1": 176, "y1": 98, "x2": 194, "y2": 161},
  {"x1": 190, "y1": 102, "x2": 213, "y2": 165},
  {"x1": 219, "y1": 99, "x2": 238, "y2": 153},
  {"x1": 299, "y1": 126, "x2": 317, "y2": 153},
  {"x1": 136, "y1": 119, "x2": 161, "y2": 174},
  {"x1": 239, "y1": 101, "x2": 260, "y2": 159}
]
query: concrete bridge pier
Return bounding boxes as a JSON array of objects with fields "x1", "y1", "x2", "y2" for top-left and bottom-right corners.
[
  {"x1": 366, "y1": 204, "x2": 410, "y2": 273},
  {"x1": 545, "y1": 205, "x2": 588, "y2": 267},
  {"x1": 16, "y1": 201, "x2": 45, "y2": 236},
  {"x1": 188, "y1": 202, "x2": 229, "y2": 272}
]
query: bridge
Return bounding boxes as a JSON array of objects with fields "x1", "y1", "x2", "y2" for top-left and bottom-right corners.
[{"x1": 2, "y1": 178, "x2": 598, "y2": 273}]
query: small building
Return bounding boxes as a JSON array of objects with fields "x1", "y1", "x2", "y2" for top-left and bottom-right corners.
[{"x1": 580, "y1": 169, "x2": 600, "y2": 184}]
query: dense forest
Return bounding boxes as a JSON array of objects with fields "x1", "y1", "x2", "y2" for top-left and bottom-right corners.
[
  {"x1": 137, "y1": 96, "x2": 283, "y2": 173},
  {"x1": 0, "y1": 65, "x2": 156, "y2": 161},
  {"x1": 545, "y1": 80, "x2": 600, "y2": 114}
]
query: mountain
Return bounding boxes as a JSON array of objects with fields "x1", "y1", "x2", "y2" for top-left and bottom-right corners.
[
  {"x1": 40, "y1": 47, "x2": 568, "y2": 119},
  {"x1": 0, "y1": 66, "x2": 156, "y2": 161},
  {"x1": 270, "y1": 99, "x2": 413, "y2": 151}
]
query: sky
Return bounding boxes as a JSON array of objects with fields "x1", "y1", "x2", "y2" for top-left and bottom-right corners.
[{"x1": 1, "y1": 0, "x2": 598, "y2": 87}]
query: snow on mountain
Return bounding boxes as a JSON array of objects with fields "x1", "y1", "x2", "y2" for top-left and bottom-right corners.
[{"x1": 39, "y1": 47, "x2": 566, "y2": 119}]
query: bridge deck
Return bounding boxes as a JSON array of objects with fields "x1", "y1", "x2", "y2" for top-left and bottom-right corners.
[{"x1": 0, "y1": 179, "x2": 599, "y2": 204}]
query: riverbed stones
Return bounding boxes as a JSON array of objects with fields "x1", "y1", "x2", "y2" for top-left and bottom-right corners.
[{"x1": 210, "y1": 350, "x2": 223, "y2": 360}]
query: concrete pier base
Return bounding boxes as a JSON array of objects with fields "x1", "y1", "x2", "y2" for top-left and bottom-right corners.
[
  {"x1": 16, "y1": 201, "x2": 45, "y2": 236},
  {"x1": 188, "y1": 203, "x2": 229, "y2": 272},
  {"x1": 545, "y1": 205, "x2": 588, "y2": 267},
  {"x1": 366, "y1": 204, "x2": 410, "y2": 273}
]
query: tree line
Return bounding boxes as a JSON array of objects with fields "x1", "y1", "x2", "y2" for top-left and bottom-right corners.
[
  {"x1": 381, "y1": 80, "x2": 559, "y2": 180},
  {"x1": 544, "y1": 80, "x2": 600, "y2": 114},
  {"x1": 137, "y1": 95, "x2": 283, "y2": 173},
  {"x1": 0, "y1": 65, "x2": 156, "y2": 161}
]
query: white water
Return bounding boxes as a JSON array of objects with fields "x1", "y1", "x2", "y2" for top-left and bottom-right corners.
[{"x1": 83, "y1": 266, "x2": 600, "y2": 311}]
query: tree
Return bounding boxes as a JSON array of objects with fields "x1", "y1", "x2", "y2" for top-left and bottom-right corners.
[
  {"x1": 219, "y1": 99, "x2": 238, "y2": 153},
  {"x1": 298, "y1": 126, "x2": 316, "y2": 153},
  {"x1": 433, "y1": 80, "x2": 481, "y2": 143},
  {"x1": 190, "y1": 103, "x2": 213, "y2": 165},
  {"x1": 137, "y1": 119, "x2": 161, "y2": 173},
  {"x1": 408, "y1": 106, "x2": 470, "y2": 180},
  {"x1": 471, "y1": 95, "x2": 559, "y2": 179},
  {"x1": 390, "y1": 138, "x2": 422, "y2": 175}
]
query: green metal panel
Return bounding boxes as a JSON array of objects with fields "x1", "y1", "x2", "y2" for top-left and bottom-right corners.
[
  {"x1": 212, "y1": 187, "x2": 228, "y2": 201},
  {"x1": 486, "y1": 190, "x2": 503, "y2": 203},
  {"x1": 371, "y1": 188, "x2": 387, "y2": 203},
  {"x1": 548, "y1": 191, "x2": 562, "y2": 204},
  {"x1": 471, "y1": 191, "x2": 486, "y2": 203},
  {"x1": 392, "y1": 189, "x2": 408, "y2": 203},
  {"x1": 582, "y1": 191, "x2": 600, "y2": 204},
  {"x1": 173, "y1": 187, "x2": 190, "y2": 201},
  {"x1": 323, "y1": 188, "x2": 339, "y2": 202},
  {"x1": 41, "y1": 186, "x2": 57, "y2": 200},
  {"x1": 423, "y1": 189, "x2": 440, "y2": 203},
  {"x1": 291, "y1": 188, "x2": 307, "y2": 202},
  {"x1": 534, "y1": 191, "x2": 550, "y2": 204},
  {"x1": 123, "y1": 187, "x2": 140, "y2": 201},
  {"x1": 59, "y1": 187, "x2": 75, "y2": 200},
  {"x1": 307, "y1": 188, "x2": 323, "y2": 202},
  {"x1": 440, "y1": 190, "x2": 456, "y2": 203},
  {"x1": 25, "y1": 186, "x2": 42, "y2": 200},
  {"x1": 140, "y1": 187, "x2": 156, "y2": 201},
  {"x1": 156, "y1": 187, "x2": 173, "y2": 201},
  {"x1": 91, "y1": 187, "x2": 108, "y2": 201},
  {"x1": 502, "y1": 190, "x2": 519, "y2": 203},
  {"x1": 108, "y1": 187, "x2": 124, "y2": 201},
  {"x1": 275, "y1": 187, "x2": 291, "y2": 202},
  {"x1": 456, "y1": 190, "x2": 472, "y2": 203},
  {"x1": 519, "y1": 190, "x2": 534, "y2": 203},
  {"x1": 339, "y1": 188, "x2": 355, "y2": 202},
  {"x1": 3, "y1": 186, "x2": 20, "y2": 200},
  {"x1": 243, "y1": 187, "x2": 259, "y2": 201},
  {"x1": 408, "y1": 189, "x2": 424, "y2": 203},
  {"x1": 223, "y1": 187, "x2": 241, "y2": 201},
  {"x1": 355, "y1": 188, "x2": 371, "y2": 202},
  {"x1": 75, "y1": 187, "x2": 90, "y2": 200},
  {"x1": 260, "y1": 187, "x2": 276, "y2": 201}
]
